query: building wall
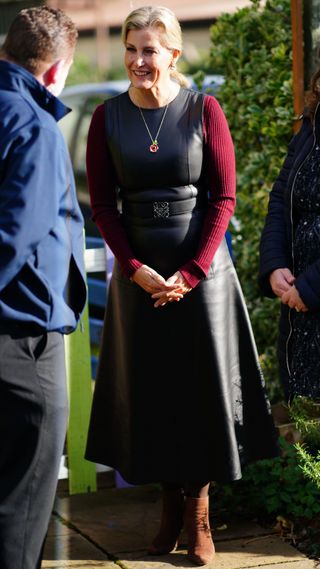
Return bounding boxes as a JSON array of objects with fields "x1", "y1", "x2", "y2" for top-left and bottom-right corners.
[
  {"x1": 75, "y1": 22, "x2": 214, "y2": 72},
  {"x1": 48, "y1": 0, "x2": 252, "y2": 28},
  {"x1": 0, "y1": 0, "x2": 44, "y2": 36},
  {"x1": 0, "y1": 0, "x2": 250, "y2": 71},
  {"x1": 45, "y1": 0, "x2": 252, "y2": 71}
]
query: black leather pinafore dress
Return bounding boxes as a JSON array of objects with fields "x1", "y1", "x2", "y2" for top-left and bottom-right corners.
[{"x1": 85, "y1": 89, "x2": 279, "y2": 484}]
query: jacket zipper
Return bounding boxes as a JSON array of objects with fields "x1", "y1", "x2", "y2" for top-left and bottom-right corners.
[{"x1": 285, "y1": 103, "x2": 319, "y2": 378}]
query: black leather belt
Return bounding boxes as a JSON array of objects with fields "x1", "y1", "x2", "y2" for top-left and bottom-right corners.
[
  {"x1": 122, "y1": 197, "x2": 203, "y2": 219},
  {"x1": 0, "y1": 322, "x2": 46, "y2": 337}
]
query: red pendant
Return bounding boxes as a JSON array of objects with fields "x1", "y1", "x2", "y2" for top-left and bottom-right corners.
[{"x1": 150, "y1": 143, "x2": 159, "y2": 153}]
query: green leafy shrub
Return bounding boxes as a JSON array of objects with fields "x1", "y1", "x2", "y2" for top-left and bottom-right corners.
[
  {"x1": 213, "y1": 438, "x2": 320, "y2": 521},
  {"x1": 289, "y1": 397, "x2": 320, "y2": 450},
  {"x1": 66, "y1": 54, "x2": 107, "y2": 86},
  {"x1": 66, "y1": 54, "x2": 126, "y2": 87},
  {"x1": 208, "y1": 0, "x2": 295, "y2": 401},
  {"x1": 287, "y1": 397, "x2": 320, "y2": 489},
  {"x1": 295, "y1": 444, "x2": 320, "y2": 489}
]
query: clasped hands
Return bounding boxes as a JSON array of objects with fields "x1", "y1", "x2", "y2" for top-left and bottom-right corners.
[
  {"x1": 269, "y1": 268, "x2": 308, "y2": 312},
  {"x1": 131, "y1": 264, "x2": 192, "y2": 307}
]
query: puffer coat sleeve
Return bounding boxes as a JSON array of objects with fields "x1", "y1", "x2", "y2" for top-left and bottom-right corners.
[{"x1": 258, "y1": 117, "x2": 311, "y2": 298}]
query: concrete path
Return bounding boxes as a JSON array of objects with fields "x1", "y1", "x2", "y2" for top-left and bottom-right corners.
[{"x1": 42, "y1": 477, "x2": 317, "y2": 569}]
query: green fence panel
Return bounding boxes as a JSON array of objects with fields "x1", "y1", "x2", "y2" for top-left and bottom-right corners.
[{"x1": 64, "y1": 297, "x2": 97, "y2": 495}]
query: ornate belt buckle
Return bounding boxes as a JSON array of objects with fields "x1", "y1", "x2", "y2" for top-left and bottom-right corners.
[{"x1": 153, "y1": 201, "x2": 170, "y2": 218}]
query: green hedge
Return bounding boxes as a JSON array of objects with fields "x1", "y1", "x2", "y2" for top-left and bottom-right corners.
[
  {"x1": 209, "y1": 0, "x2": 296, "y2": 401},
  {"x1": 212, "y1": 437, "x2": 320, "y2": 521}
]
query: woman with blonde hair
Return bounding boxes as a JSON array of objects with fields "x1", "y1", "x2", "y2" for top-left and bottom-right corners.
[{"x1": 85, "y1": 5, "x2": 279, "y2": 566}]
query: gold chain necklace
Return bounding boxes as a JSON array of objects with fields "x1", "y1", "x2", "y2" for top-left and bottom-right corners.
[{"x1": 138, "y1": 104, "x2": 169, "y2": 153}]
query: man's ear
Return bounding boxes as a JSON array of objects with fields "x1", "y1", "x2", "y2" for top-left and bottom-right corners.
[{"x1": 42, "y1": 59, "x2": 62, "y2": 89}]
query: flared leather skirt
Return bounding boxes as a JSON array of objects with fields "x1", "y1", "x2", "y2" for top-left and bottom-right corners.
[{"x1": 85, "y1": 207, "x2": 279, "y2": 484}]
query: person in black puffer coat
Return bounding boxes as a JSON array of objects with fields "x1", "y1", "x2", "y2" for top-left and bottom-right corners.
[{"x1": 259, "y1": 67, "x2": 320, "y2": 402}]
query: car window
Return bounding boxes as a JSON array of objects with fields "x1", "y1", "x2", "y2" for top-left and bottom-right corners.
[
  {"x1": 60, "y1": 90, "x2": 120, "y2": 214},
  {"x1": 71, "y1": 95, "x2": 105, "y2": 175},
  {"x1": 60, "y1": 93, "x2": 106, "y2": 174},
  {"x1": 59, "y1": 95, "x2": 82, "y2": 153}
]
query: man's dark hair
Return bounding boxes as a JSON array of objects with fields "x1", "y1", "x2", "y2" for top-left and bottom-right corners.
[{"x1": 1, "y1": 6, "x2": 78, "y2": 74}]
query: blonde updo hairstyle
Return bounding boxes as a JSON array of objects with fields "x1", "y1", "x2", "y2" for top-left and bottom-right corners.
[{"x1": 122, "y1": 5, "x2": 190, "y2": 88}]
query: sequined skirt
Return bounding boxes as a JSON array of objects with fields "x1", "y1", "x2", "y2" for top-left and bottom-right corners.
[{"x1": 290, "y1": 213, "x2": 320, "y2": 398}]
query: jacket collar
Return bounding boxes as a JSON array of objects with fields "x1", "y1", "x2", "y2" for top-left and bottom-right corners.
[{"x1": 0, "y1": 59, "x2": 71, "y2": 121}]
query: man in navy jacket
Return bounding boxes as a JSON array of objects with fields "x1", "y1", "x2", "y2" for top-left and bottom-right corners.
[{"x1": 0, "y1": 7, "x2": 87, "y2": 569}]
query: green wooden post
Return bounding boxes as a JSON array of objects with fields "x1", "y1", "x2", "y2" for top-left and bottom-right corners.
[{"x1": 64, "y1": 295, "x2": 97, "y2": 495}]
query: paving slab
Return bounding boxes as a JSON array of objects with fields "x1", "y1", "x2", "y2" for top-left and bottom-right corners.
[
  {"x1": 42, "y1": 563, "x2": 117, "y2": 568},
  {"x1": 260, "y1": 562, "x2": 317, "y2": 569},
  {"x1": 54, "y1": 485, "x2": 167, "y2": 554},
  {"x1": 47, "y1": 516, "x2": 74, "y2": 537},
  {"x1": 44, "y1": 483, "x2": 315, "y2": 569},
  {"x1": 208, "y1": 520, "x2": 275, "y2": 543},
  {"x1": 53, "y1": 484, "x2": 276, "y2": 555},
  {"x1": 44, "y1": 532, "x2": 112, "y2": 562},
  {"x1": 120, "y1": 535, "x2": 307, "y2": 569},
  {"x1": 117, "y1": 559, "x2": 317, "y2": 569},
  {"x1": 43, "y1": 514, "x2": 116, "y2": 568}
]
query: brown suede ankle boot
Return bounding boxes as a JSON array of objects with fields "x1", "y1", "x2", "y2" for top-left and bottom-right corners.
[
  {"x1": 147, "y1": 489, "x2": 185, "y2": 555},
  {"x1": 184, "y1": 496, "x2": 215, "y2": 565}
]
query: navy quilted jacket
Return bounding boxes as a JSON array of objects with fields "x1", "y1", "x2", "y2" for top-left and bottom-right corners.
[{"x1": 259, "y1": 107, "x2": 320, "y2": 311}]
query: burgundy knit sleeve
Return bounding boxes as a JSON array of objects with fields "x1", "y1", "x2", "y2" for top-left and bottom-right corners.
[
  {"x1": 179, "y1": 94, "x2": 236, "y2": 288},
  {"x1": 86, "y1": 104, "x2": 142, "y2": 278}
]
